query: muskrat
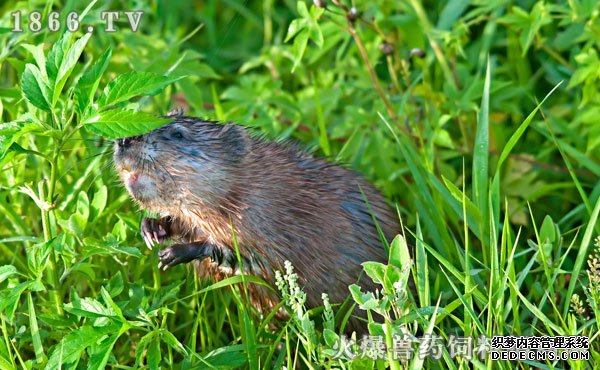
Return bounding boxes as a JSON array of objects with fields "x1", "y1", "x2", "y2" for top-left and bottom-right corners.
[{"x1": 113, "y1": 113, "x2": 399, "y2": 333}]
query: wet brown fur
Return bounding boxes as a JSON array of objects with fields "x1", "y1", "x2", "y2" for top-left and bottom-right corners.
[{"x1": 113, "y1": 114, "x2": 399, "y2": 332}]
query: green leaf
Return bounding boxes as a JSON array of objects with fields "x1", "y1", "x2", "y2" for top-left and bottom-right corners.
[
  {"x1": 389, "y1": 234, "x2": 411, "y2": 270},
  {"x1": 97, "y1": 72, "x2": 184, "y2": 108},
  {"x1": 160, "y1": 330, "x2": 186, "y2": 354},
  {"x1": 309, "y1": 23, "x2": 324, "y2": 48},
  {"x1": 493, "y1": 81, "x2": 562, "y2": 180},
  {"x1": 201, "y1": 345, "x2": 248, "y2": 369},
  {"x1": 0, "y1": 352, "x2": 15, "y2": 370},
  {"x1": 0, "y1": 280, "x2": 37, "y2": 320},
  {"x1": 106, "y1": 271, "x2": 124, "y2": 297},
  {"x1": 564, "y1": 190, "x2": 600, "y2": 316},
  {"x1": 52, "y1": 33, "x2": 92, "y2": 106},
  {"x1": 27, "y1": 293, "x2": 44, "y2": 364},
  {"x1": 81, "y1": 236, "x2": 142, "y2": 259},
  {"x1": 58, "y1": 191, "x2": 90, "y2": 235},
  {"x1": 414, "y1": 220, "x2": 430, "y2": 307},
  {"x1": 349, "y1": 284, "x2": 378, "y2": 310},
  {"x1": 147, "y1": 337, "x2": 161, "y2": 369},
  {"x1": 291, "y1": 29, "x2": 309, "y2": 73},
  {"x1": 100, "y1": 287, "x2": 126, "y2": 322},
  {"x1": 322, "y1": 329, "x2": 338, "y2": 347},
  {"x1": 71, "y1": 262, "x2": 96, "y2": 281},
  {"x1": 410, "y1": 298, "x2": 442, "y2": 370},
  {"x1": 285, "y1": 1, "x2": 323, "y2": 71},
  {"x1": 90, "y1": 185, "x2": 108, "y2": 221},
  {"x1": 361, "y1": 261, "x2": 386, "y2": 285},
  {"x1": 83, "y1": 109, "x2": 172, "y2": 139},
  {"x1": 285, "y1": 18, "x2": 308, "y2": 42},
  {"x1": 0, "y1": 265, "x2": 18, "y2": 284},
  {"x1": 0, "y1": 120, "x2": 38, "y2": 160},
  {"x1": 437, "y1": 0, "x2": 469, "y2": 30},
  {"x1": 45, "y1": 32, "x2": 72, "y2": 82},
  {"x1": 297, "y1": 0, "x2": 309, "y2": 18},
  {"x1": 88, "y1": 333, "x2": 121, "y2": 370},
  {"x1": 134, "y1": 332, "x2": 156, "y2": 367},
  {"x1": 75, "y1": 48, "x2": 112, "y2": 115},
  {"x1": 384, "y1": 264, "x2": 402, "y2": 293},
  {"x1": 172, "y1": 59, "x2": 220, "y2": 80},
  {"x1": 568, "y1": 49, "x2": 598, "y2": 88},
  {"x1": 472, "y1": 58, "x2": 490, "y2": 229},
  {"x1": 441, "y1": 174, "x2": 482, "y2": 229},
  {"x1": 63, "y1": 297, "x2": 116, "y2": 319},
  {"x1": 21, "y1": 64, "x2": 51, "y2": 112},
  {"x1": 28, "y1": 236, "x2": 61, "y2": 277},
  {"x1": 539, "y1": 215, "x2": 556, "y2": 244},
  {"x1": 45, "y1": 324, "x2": 119, "y2": 369},
  {"x1": 433, "y1": 128, "x2": 454, "y2": 148},
  {"x1": 21, "y1": 44, "x2": 47, "y2": 77},
  {"x1": 74, "y1": 190, "x2": 90, "y2": 232}
]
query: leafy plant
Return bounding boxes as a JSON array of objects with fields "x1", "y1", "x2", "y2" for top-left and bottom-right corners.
[{"x1": 1, "y1": 22, "x2": 184, "y2": 368}]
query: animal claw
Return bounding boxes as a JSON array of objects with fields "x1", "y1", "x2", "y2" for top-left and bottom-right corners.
[
  {"x1": 143, "y1": 234, "x2": 154, "y2": 250},
  {"x1": 140, "y1": 217, "x2": 171, "y2": 249}
]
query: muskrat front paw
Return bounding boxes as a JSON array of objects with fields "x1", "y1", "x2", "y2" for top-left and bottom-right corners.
[
  {"x1": 157, "y1": 242, "x2": 211, "y2": 270},
  {"x1": 140, "y1": 217, "x2": 169, "y2": 249},
  {"x1": 157, "y1": 247, "x2": 180, "y2": 270}
]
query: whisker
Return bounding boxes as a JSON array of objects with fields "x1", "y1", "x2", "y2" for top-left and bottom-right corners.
[
  {"x1": 83, "y1": 166, "x2": 120, "y2": 194},
  {"x1": 150, "y1": 156, "x2": 177, "y2": 187},
  {"x1": 62, "y1": 137, "x2": 110, "y2": 144},
  {"x1": 56, "y1": 148, "x2": 112, "y2": 183}
]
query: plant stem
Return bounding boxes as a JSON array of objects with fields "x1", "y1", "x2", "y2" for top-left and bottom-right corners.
[
  {"x1": 386, "y1": 55, "x2": 402, "y2": 94},
  {"x1": 384, "y1": 320, "x2": 401, "y2": 370},
  {"x1": 346, "y1": 20, "x2": 397, "y2": 120},
  {"x1": 0, "y1": 315, "x2": 16, "y2": 368},
  {"x1": 39, "y1": 146, "x2": 63, "y2": 316}
]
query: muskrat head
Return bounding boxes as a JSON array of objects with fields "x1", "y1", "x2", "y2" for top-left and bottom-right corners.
[{"x1": 113, "y1": 116, "x2": 248, "y2": 212}]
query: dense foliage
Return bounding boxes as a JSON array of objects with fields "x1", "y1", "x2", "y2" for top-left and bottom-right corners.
[{"x1": 0, "y1": 0, "x2": 598, "y2": 368}]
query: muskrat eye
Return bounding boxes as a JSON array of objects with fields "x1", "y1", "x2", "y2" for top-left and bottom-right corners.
[{"x1": 171, "y1": 131, "x2": 184, "y2": 140}]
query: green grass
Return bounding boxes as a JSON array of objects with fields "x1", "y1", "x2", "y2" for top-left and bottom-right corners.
[{"x1": 0, "y1": 0, "x2": 599, "y2": 368}]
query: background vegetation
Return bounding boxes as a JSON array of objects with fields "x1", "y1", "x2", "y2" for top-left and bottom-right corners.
[{"x1": 0, "y1": 0, "x2": 599, "y2": 368}]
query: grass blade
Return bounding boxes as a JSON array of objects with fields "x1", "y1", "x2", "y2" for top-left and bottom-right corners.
[
  {"x1": 563, "y1": 193, "x2": 600, "y2": 316},
  {"x1": 472, "y1": 57, "x2": 490, "y2": 234}
]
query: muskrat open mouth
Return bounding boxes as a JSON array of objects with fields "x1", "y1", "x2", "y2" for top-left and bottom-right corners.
[
  {"x1": 120, "y1": 167, "x2": 147, "y2": 186},
  {"x1": 118, "y1": 162, "x2": 147, "y2": 179},
  {"x1": 122, "y1": 169, "x2": 141, "y2": 186},
  {"x1": 117, "y1": 161, "x2": 135, "y2": 173},
  {"x1": 121, "y1": 169, "x2": 158, "y2": 203}
]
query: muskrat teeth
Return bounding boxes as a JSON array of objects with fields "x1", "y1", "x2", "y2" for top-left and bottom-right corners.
[{"x1": 140, "y1": 217, "x2": 169, "y2": 249}]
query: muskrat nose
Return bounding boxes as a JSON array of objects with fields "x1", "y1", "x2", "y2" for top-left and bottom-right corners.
[{"x1": 117, "y1": 136, "x2": 142, "y2": 149}]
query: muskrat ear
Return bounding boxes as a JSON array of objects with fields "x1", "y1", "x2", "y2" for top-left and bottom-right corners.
[
  {"x1": 219, "y1": 124, "x2": 248, "y2": 161},
  {"x1": 165, "y1": 107, "x2": 185, "y2": 118}
]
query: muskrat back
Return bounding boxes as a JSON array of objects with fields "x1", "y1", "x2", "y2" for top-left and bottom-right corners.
[{"x1": 113, "y1": 114, "x2": 398, "y2": 332}]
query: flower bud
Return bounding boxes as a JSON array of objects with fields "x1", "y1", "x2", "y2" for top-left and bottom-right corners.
[
  {"x1": 410, "y1": 48, "x2": 426, "y2": 58},
  {"x1": 379, "y1": 42, "x2": 394, "y2": 56},
  {"x1": 313, "y1": 0, "x2": 327, "y2": 8},
  {"x1": 347, "y1": 7, "x2": 359, "y2": 22}
]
